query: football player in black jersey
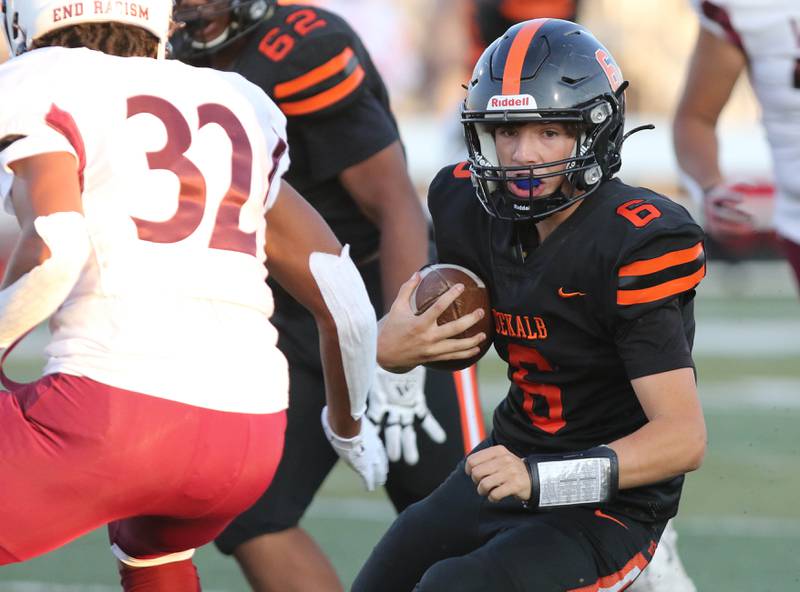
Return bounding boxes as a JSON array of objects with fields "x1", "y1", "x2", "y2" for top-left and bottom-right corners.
[
  {"x1": 170, "y1": 1, "x2": 485, "y2": 591},
  {"x1": 353, "y1": 18, "x2": 707, "y2": 592}
]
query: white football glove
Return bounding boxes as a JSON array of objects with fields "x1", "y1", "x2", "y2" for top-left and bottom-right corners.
[
  {"x1": 703, "y1": 180, "x2": 775, "y2": 240},
  {"x1": 321, "y1": 406, "x2": 388, "y2": 491},
  {"x1": 367, "y1": 366, "x2": 446, "y2": 465}
]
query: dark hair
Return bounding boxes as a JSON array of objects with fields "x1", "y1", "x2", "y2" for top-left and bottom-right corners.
[{"x1": 31, "y1": 22, "x2": 158, "y2": 57}]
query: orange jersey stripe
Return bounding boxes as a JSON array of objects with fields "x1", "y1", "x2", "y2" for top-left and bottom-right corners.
[
  {"x1": 568, "y1": 552, "x2": 648, "y2": 592},
  {"x1": 617, "y1": 265, "x2": 706, "y2": 305},
  {"x1": 501, "y1": 19, "x2": 548, "y2": 95},
  {"x1": 618, "y1": 242, "x2": 704, "y2": 277},
  {"x1": 453, "y1": 365, "x2": 485, "y2": 454},
  {"x1": 277, "y1": 65, "x2": 365, "y2": 115},
  {"x1": 273, "y1": 47, "x2": 355, "y2": 100}
]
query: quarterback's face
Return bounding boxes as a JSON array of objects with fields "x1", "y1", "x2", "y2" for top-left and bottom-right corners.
[
  {"x1": 493, "y1": 122, "x2": 577, "y2": 198},
  {"x1": 175, "y1": 0, "x2": 232, "y2": 43}
]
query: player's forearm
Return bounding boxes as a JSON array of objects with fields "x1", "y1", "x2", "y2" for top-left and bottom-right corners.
[
  {"x1": 317, "y1": 317, "x2": 361, "y2": 438},
  {"x1": 338, "y1": 140, "x2": 428, "y2": 309},
  {"x1": 672, "y1": 27, "x2": 744, "y2": 193},
  {"x1": 378, "y1": 202, "x2": 428, "y2": 310},
  {"x1": 608, "y1": 414, "x2": 706, "y2": 489},
  {"x1": 673, "y1": 114, "x2": 724, "y2": 191}
]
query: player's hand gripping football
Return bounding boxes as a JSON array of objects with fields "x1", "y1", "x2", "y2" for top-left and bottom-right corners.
[
  {"x1": 377, "y1": 272, "x2": 487, "y2": 373},
  {"x1": 367, "y1": 366, "x2": 447, "y2": 465},
  {"x1": 321, "y1": 406, "x2": 388, "y2": 491}
]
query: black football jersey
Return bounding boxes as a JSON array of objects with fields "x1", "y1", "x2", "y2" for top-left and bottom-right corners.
[
  {"x1": 428, "y1": 163, "x2": 706, "y2": 522},
  {"x1": 224, "y1": 3, "x2": 399, "y2": 263}
]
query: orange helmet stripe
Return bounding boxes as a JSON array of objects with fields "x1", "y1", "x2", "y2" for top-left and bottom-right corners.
[{"x1": 501, "y1": 19, "x2": 548, "y2": 96}]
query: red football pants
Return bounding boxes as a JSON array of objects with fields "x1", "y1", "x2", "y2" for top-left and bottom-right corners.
[{"x1": 0, "y1": 373, "x2": 286, "y2": 564}]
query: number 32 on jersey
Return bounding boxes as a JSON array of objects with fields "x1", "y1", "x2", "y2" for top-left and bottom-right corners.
[{"x1": 127, "y1": 95, "x2": 285, "y2": 257}]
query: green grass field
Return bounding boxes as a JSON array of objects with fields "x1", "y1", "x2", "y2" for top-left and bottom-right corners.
[{"x1": 1, "y1": 263, "x2": 799, "y2": 591}]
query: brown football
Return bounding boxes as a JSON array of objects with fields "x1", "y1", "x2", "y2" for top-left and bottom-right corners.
[{"x1": 410, "y1": 263, "x2": 493, "y2": 371}]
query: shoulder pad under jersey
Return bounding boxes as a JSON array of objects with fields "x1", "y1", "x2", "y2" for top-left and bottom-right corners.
[{"x1": 427, "y1": 162, "x2": 486, "y2": 268}]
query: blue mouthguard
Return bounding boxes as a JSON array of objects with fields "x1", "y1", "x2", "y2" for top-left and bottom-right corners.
[{"x1": 513, "y1": 178, "x2": 542, "y2": 190}]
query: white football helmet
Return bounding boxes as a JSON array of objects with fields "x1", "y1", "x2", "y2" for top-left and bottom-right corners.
[{"x1": 2, "y1": 0, "x2": 173, "y2": 58}]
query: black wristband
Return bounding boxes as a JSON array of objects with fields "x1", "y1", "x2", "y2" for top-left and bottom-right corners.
[
  {"x1": 522, "y1": 456, "x2": 539, "y2": 508},
  {"x1": 601, "y1": 445, "x2": 620, "y2": 501}
]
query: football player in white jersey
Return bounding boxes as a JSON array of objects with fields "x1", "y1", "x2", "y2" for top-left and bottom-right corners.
[
  {"x1": 674, "y1": 0, "x2": 800, "y2": 290},
  {"x1": 0, "y1": 0, "x2": 386, "y2": 589}
]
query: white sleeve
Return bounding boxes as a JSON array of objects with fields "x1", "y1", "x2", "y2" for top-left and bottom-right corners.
[
  {"x1": 230, "y1": 71, "x2": 291, "y2": 211},
  {"x1": 0, "y1": 132, "x2": 77, "y2": 214},
  {"x1": 0, "y1": 61, "x2": 79, "y2": 213},
  {"x1": 309, "y1": 245, "x2": 377, "y2": 420},
  {"x1": 262, "y1": 100, "x2": 291, "y2": 209},
  {"x1": 263, "y1": 121, "x2": 290, "y2": 211}
]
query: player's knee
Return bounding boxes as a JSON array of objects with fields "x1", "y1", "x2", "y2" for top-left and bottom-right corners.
[{"x1": 416, "y1": 555, "x2": 493, "y2": 592}]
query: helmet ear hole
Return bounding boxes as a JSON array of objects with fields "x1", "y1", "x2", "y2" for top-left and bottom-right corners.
[
  {"x1": 240, "y1": 0, "x2": 268, "y2": 21},
  {"x1": 581, "y1": 166, "x2": 602, "y2": 188}
]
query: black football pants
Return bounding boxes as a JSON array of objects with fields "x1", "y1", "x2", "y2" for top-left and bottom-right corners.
[{"x1": 352, "y1": 444, "x2": 665, "y2": 592}]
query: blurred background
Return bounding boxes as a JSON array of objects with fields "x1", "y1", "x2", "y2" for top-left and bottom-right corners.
[{"x1": 1, "y1": 0, "x2": 798, "y2": 590}]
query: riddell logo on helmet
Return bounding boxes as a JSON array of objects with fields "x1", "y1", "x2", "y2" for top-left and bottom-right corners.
[{"x1": 487, "y1": 94, "x2": 536, "y2": 110}]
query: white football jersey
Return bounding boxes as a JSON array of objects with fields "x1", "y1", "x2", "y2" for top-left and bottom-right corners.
[
  {"x1": 0, "y1": 47, "x2": 292, "y2": 413},
  {"x1": 692, "y1": 0, "x2": 800, "y2": 242}
]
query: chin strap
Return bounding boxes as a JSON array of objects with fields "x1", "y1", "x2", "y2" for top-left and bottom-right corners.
[{"x1": 189, "y1": 25, "x2": 230, "y2": 50}]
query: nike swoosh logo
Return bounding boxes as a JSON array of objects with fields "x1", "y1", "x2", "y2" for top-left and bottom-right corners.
[
  {"x1": 595, "y1": 509, "x2": 628, "y2": 529},
  {"x1": 558, "y1": 287, "x2": 586, "y2": 298}
]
